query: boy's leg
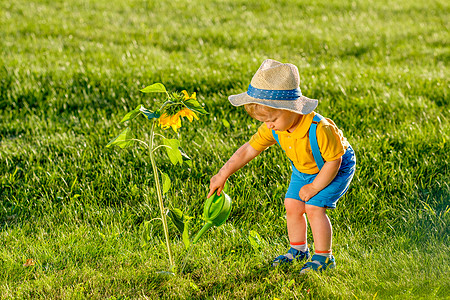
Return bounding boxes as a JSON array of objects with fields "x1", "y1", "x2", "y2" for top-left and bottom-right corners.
[
  {"x1": 285, "y1": 198, "x2": 307, "y2": 244},
  {"x1": 299, "y1": 204, "x2": 336, "y2": 273},
  {"x1": 305, "y1": 204, "x2": 332, "y2": 252},
  {"x1": 272, "y1": 198, "x2": 309, "y2": 267}
]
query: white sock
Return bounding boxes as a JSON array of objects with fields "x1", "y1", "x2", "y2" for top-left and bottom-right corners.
[
  {"x1": 290, "y1": 242, "x2": 308, "y2": 252},
  {"x1": 315, "y1": 251, "x2": 333, "y2": 258}
]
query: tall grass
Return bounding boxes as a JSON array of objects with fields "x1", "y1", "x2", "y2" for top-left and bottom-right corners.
[{"x1": 1, "y1": 0, "x2": 449, "y2": 298}]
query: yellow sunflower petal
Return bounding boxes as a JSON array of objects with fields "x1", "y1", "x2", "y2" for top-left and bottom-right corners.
[
  {"x1": 185, "y1": 109, "x2": 198, "y2": 122},
  {"x1": 179, "y1": 108, "x2": 188, "y2": 116},
  {"x1": 185, "y1": 113, "x2": 193, "y2": 122},
  {"x1": 158, "y1": 114, "x2": 166, "y2": 127},
  {"x1": 182, "y1": 90, "x2": 190, "y2": 100},
  {"x1": 171, "y1": 113, "x2": 180, "y2": 124},
  {"x1": 188, "y1": 109, "x2": 199, "y2": 121},
  {"x1": 158, "y1": 114, "x2": 172, "y2": 129},
  {"x1": 167, "y1": 114, "x2": 181, "y2": 132},
  {"x1": 159, "y1": 113, "x2": 181, "y2": 130},
  {"x1": 177, "y1": 108, "x2": 192, "y2": 122},
  {"x1": 171, "y1": 119, "x2": 181, "y2": 132},
  {"x1": 182, "y1": 90, "x2": 196, "y2": 100}
]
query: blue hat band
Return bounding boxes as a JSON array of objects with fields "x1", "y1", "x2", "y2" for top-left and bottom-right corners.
[{"x1": 247, "y1": 84, "x2": 302, "y2": 101}]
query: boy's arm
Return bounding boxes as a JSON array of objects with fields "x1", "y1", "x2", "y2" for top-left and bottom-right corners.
[
  {"x1": 208, "y1": 142, "x2": 261, "y2": 198},
  {"x1": 299, "y1": 157, "x2": 342, "y2": 202}
]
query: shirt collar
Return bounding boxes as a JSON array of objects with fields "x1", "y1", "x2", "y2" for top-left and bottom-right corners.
[{"x1": 276, "y1": 112, "x2": 315, "y2": 138}]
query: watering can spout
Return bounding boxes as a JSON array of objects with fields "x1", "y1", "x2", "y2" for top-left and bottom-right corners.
[{"x1": 192, "y1": 221, "x2": 213, "y2": 244}]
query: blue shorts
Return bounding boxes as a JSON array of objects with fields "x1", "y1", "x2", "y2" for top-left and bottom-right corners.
[{"x1": 285, "y1": 145, "x2": 356, "y2": 209}]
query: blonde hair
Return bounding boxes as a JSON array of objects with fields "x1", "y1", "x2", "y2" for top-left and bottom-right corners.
[{"x1": 244, "y1": 103, "x2": 278, "y2": 120}]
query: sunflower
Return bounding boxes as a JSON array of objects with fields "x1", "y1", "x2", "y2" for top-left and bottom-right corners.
[{"x1": 158, "y1": 91, "x2": 199, "y2": 132}]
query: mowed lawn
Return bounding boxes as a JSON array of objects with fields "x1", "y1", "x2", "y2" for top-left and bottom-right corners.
[{"x1": 0, "y1": 0, "x2": 448, "y2": 299}]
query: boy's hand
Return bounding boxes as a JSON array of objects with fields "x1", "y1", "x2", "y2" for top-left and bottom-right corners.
[
  {"x1": 299, "y1": 183, "x2": 320, "y2": 202},
  {"x1": 208, "y1": 174, "x2": 227, "y2": 198},
  {"x1": 300, "y1": 158, "x2": 341, "y2": 201}
]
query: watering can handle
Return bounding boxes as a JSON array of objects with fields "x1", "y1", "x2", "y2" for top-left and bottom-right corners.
[
  {"x1": 223, "y1": 181, "x2": 230, "y2": 193},
  {"x1": 203, "y1": 193, "x2": 215, "y2": 217},
  {"x1": 204, "y1": 181, "x2": 229, "y2": 216}
]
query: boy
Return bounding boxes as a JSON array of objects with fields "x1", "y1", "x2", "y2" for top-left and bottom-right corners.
[{"x1": 208, "y1": 59, "x2": 356, "y2": 273}]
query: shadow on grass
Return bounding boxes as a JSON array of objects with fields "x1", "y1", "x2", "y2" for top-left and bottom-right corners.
[{"x1": 179, "y1": 257, "x2": 311, "y2": 298}]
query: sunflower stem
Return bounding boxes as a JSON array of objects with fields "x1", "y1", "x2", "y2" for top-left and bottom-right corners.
[{"x1": 149, "y1": 119, "x2": 175, "y2": 269}]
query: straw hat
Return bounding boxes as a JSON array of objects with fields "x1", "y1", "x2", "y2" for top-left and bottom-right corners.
[{"x1": 228, "y1": 59, "x2": 318, "y2": 114}]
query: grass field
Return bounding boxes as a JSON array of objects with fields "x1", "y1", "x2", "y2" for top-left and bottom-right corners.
[{"x1": 1, "y1": 0, "x2": 449, "y2": 298}]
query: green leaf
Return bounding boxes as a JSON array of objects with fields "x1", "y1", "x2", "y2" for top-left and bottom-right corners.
[
  {"x1": 161, "y1": 172, "x2": 171, "y2": 194},
  {"x1": 162, "y1": 138, "x2": 183, "y2": 165},
  {"x1": 222, "y1": 118, "x2": 230, "y2": 128},
  {"x1": 167, "y1": 208, "x2": 191, "y2": 249},
  {"x1": 184, "y1": 99, "x2": 208, "y2": 115},
  {"x1": 140, "y1": 83, "x2": 167, "y2": 93},
  {"x1": 120, "y1": 105, "x2": 142, "y2": 123},
  {"x1": 167, "y1": 208, "x2": 184, "y2": 234},
  {"x1": 248, "y1": 230, "x2": 264, "y2": 252},
  {"x1": 105, "y1": 128, "x2": 134, "y2": 149}
]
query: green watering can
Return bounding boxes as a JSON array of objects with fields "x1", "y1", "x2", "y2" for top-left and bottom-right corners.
[{"x1": 192, "y1": 184, "x2": 232, "y2": 244}]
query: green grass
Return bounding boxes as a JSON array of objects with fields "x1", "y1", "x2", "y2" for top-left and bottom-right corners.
[{"x1": 1, "y1": 0, "x2": 449, "y2": 298}]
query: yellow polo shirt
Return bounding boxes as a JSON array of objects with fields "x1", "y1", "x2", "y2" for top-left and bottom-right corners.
[{"x1": 249, "y1": 112, "x2": 349, "y2": 174}]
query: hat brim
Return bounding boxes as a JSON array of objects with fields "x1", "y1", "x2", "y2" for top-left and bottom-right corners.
[{"x1": 228, "y1": 92, "x2": 318, "y2": 115}]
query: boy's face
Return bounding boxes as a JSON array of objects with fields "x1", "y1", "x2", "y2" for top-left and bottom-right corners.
[{"x1": 257, "y1": 109, "x2": 302, "y2": 133}]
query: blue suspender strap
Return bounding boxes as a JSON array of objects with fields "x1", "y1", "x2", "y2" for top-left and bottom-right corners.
[
  {"x1": 272, "y1": 129, "x2": 280, "y2": 144},
  {"x1": 309, "y1": 114, "x2": 325, "y2": 170}
]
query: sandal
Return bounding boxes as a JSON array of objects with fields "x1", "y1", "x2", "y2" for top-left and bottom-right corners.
[
  {"x1": 300, "y1": 254, "x2": 336, "y2": 274},
  {"x1": 272, "y1": 247, "x2": 310, "y2": 267}
]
